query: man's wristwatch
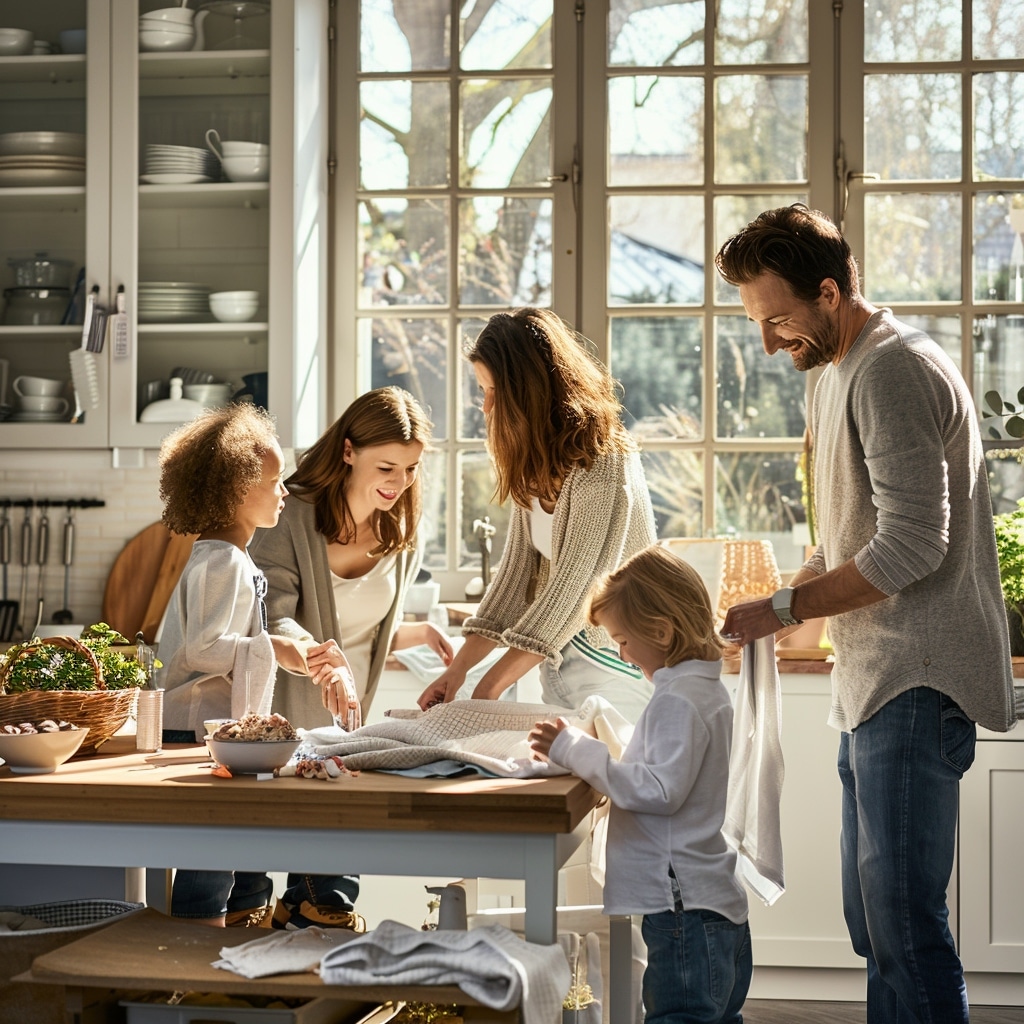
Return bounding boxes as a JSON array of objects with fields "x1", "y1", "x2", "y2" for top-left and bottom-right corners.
[{"x1": 771, "y1": 587, "x2": 803, "y2": 628}]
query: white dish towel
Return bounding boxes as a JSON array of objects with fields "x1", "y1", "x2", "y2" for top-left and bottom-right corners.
[
  {"x1": 723, "y1": 635, "x2": 786, "y2": 906},
  {"x1": 319, "y1": 919, "x2": 571, "y2": 1024}
]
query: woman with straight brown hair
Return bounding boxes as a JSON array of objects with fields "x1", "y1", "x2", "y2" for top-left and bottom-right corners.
[{"x1": 417, "y1": 307, "x2": 657, "y2": 723}]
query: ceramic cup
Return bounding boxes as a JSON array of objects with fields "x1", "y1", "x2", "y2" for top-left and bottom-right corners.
[
  {"x1": 18, "y1": 394, "x2": 68, "y2": 415},
  {"x1": 13, "y1": 374, "x2": 65, "y2": 398},
  {"x1": 220, "y1": 154, "x2": 269, "y2": 182}
]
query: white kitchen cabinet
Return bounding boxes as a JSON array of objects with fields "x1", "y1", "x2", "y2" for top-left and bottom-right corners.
[
  {"x1": 957, "y1": 726, "x2": 1024, "y2": 974},
  {"x1": 0, "y1": 0, "x2": 328, "y2": 450}
]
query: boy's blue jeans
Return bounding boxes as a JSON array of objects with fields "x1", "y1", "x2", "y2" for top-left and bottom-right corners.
[
  {"x1": 641, "y1": 901, "x2": 752, "y2": 1023},
  {"x1": 170, "y1": 869, "x2": 359, "y2": 919},
  {"x1": 838, "y1": 686, "x2": 975, "y2": 1024}
]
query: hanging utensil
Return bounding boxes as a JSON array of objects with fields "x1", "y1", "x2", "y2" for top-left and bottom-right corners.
[
  {"x1": 30, "y1": 504, "x2": 50, "y2": 637},
  {"x1": 14, "y1": 503, "x2": 32, "y2": 640},
  {"x1": 0, "y1": 504, "x2": 15, "y2": 641},
  {"x1": 52, "y1": 504, "x2": 75, "y2": 625}
]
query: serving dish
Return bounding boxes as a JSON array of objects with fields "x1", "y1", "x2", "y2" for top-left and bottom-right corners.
[
  {"x1": 206, "y1": 736, "x2": 301, "y2": 774},
  {"x1": 0, "y1": 727, "x2": 88, "y2": 774}
]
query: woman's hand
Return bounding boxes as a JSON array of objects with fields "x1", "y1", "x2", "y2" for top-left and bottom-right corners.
[
  {"x1": 269, "y1": 635, "x2": 311, "y2": 675},
  {"x1": 306, "y1": 640, "x2": 361, "y2": 730},
  {"x1": 528, "y1": 717, "x2": 569, "y2": 761},
  {"x1": 417, "y1": 667, "x2": 467, "y2": 710},
  {"x1": 392, "y1": 622, "x2": 454, "y2": 666}
]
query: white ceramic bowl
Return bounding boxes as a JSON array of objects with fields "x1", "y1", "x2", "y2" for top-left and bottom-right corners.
[
  {"x1": 220, "y1": 154, "x2": 269, "y2": 183},
  {"x1": 218, "y1": 141, "x2": 269, "y2": 158},
  {"x1": 58, "y1": 29, "x2": 86, "y2": 54},
  {"x1": 0, "y1": 727, "x2": 88, "y2": 774},
  {"x1": 206, "y1": 737, "x2": 301, "y2": 775},
  {"x1": 183, "y1": 383, "x2": 233, "y2": 406},
  {"x1": 139, "y1": 27, "x2": 195, "y2": 52},
  {"x1": 0, "y1": 28, "x2": 34, "y2": 56},
  {"x1": 141, "y1": 8, "x2": 196, "y2": 25},
  {"x1": 209, "y1": 291, "x2": 259, "y2": 322}
]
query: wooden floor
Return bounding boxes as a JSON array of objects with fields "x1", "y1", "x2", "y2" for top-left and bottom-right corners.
[{"x1": 742, "y1": 1001, "x2": 1024, "y2": 1023}]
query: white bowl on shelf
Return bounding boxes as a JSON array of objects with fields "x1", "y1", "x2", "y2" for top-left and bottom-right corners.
[
  {"x1": 0, "y1": 28, "x2": 34, "y2": 56},
  {"x1": 220, "y1": 154, "x2": 269, "y2": 183},
  {"x1": 209, "y1": 290, "x2": 259, "y2": 322},
  {"x1": 139, "y1": 25, "x2": 195, "y2": 52},
  {"x1": 0, "y1": 727, "x2": 88, "y2": 774}
]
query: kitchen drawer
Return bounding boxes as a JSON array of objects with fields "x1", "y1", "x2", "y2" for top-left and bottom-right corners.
[{"x1": 120, "y1": 995, "x2": 380, "y2": 1024}]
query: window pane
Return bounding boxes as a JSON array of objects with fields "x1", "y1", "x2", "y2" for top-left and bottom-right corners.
[
  {"x1": 864, "y1": 0, "x2": 961, "y2": 61},
  {"x1": 360, "y1": 81, "x2": 450, "y2": 189},
  {"x1": 865, "y1": 75, "x2": 961, "y2": 181},
  {"x1": 459, "y1": 316, "x2": 489, "y2": 440},
  {"x1": 459, "y1": 196, "x2": 552, "y2": 306},
  {"x1": 611, "y1": 316, "x2": 703, "y2": 437},
  {"x1": 608, "y1": 196, "x2": 704, "y2": 305},
  {"x1": 974, "y1": 0, "x2": 1024, "y2": 58},
  {"x1": 715, "y1": 0, "x2": 808, "y2": 64},
  {"x1": 974, "y1": 73, "x2": 1024, "y2": 181},
  {"x1": 359, "y1": 198, "x2": 449, "y2": 307},
  {"x1": 460, "y1": 78, "x2": 552, "y2": 188},
  {"x1": 973, "y1": 193, "x2": 1024, "y2": 301},
  {"x1": 864, "y1": 193, "x2": 962, "y2": 301},
  {"x1": 715, "y1": 75, "x2": 808, "y2": 183},
  {"x1": 421, "y1": 450, "x2": 448, "y2": 572},
  {"x1": 609, "y1": 0, "x2": 705, "y2": 67},
  {"x1": 715, "y1": 452, "x2": 807, "y2": 568},
  {"x1": 461, "y1": 0, "x2": 552, "y2": 70},
  {"x1": 364, "y1": 317, "x2": 449, "y2": 437},
  {"x1": 641, "y1": 449, "x2": 704, "y2": 538},
  {"x1": 715, "y1": 316, "x2": 806, "y2": 439},
  {"x1": 713, "y1": 193, "x2": 808, "y2": 302},
  {"x1": 360, "y1": 0, "x2": 451, "y2": 72},
  {"x1": 459, "y1": 451, "x2": 510, "y2": 571},
  {"x1": 974, "y1": 314, "x2": 1024, "y2": 438},
  {"x1": 901, "y1": 315, "x2": 962, "y2": 369},
  {"x1": 608, "y1": 76, "x2": 704, "y2": 186}
]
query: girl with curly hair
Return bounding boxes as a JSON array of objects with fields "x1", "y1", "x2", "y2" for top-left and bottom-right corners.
[
  {"x1": 158, "y1": 404, "x2": 353, "y2": 927},
  {"x1": 416, "y1": 307, "x2": 657, "y2": 723}
]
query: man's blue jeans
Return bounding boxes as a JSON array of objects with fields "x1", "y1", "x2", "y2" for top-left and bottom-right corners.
[
  {"x1": 838, "y1": 687, "x2": 976, "y2": 1023},
  {"x1": 170, "y1": 870, "x2": 359, "y2": 919},
  {"x1": 641, "y1": 905, "x2": 752, "y2": 1023}
]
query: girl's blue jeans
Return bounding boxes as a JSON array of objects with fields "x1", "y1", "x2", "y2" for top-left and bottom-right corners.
[
  {"x1": 170, "y1": 869, "x2": 359, "y2": 919},
  {"x1": 641, "y1": 902, "x2": 752, "y2": 1023},
  {"x1": 839, "y1": 686, "x2": 975, "y2": 1024}
]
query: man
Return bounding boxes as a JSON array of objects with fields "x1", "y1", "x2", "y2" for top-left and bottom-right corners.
[{"x1": 715, "y1": 204, "x2": 1015, "y2": 1023}]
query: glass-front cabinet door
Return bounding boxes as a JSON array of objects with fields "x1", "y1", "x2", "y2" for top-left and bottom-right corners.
[
  {"x1": 108, "y1": 0, "x2": 328, "y2": 450},
  {"x1": 0, "y1": 0, "x2": 111, "y2": 449}
]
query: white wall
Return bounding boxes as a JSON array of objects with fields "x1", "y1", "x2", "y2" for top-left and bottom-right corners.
[{"x1": 0, "y1": 449, "x2": 167, "y2": 630}]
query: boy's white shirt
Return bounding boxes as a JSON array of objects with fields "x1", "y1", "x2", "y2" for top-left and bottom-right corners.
[{"x1": 547, "y1": 659, "x2": 748, "y2": 923}]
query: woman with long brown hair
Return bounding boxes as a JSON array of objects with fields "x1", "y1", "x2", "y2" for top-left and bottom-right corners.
[{"x1": 417, "y1": 307, "x2": 656, "y2": 723}]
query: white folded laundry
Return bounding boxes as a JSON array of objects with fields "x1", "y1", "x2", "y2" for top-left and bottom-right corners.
[
  {"x1": 212, "y1": 926, "x2": 359, "y2": 978},
  {"x1": 319, "y1": 919, "x2": 571, "y2": 1024}
]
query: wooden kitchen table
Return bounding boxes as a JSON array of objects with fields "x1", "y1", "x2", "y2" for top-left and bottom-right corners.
[{"x1": 0, "y1": 745, "x2": 599, "y2": 948}]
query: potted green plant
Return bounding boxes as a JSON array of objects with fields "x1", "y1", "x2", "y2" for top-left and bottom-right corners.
[
  {"x1": 994, "y1": 499, "x2": 1024, "y2": 657},
  {"x1": 983, "y1": 387, "x2": 1024, "y2": 442}
]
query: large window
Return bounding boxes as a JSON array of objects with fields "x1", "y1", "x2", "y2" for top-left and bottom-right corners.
[{"x1": 334, "y1": 0, "x2": 1024, "y2": 590}]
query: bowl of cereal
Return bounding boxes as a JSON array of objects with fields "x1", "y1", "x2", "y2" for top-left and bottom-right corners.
[
  {"x1": 0, "y1": 721, "x2": 88, "y2": 774},
  {"x1": 205, "y1": 713, "x2": 300, "y2": 775}
]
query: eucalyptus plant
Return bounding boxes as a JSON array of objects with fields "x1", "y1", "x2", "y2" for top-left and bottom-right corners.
[{"x1": 984, "y1": 387, "x2": 1024, "y2": 440}]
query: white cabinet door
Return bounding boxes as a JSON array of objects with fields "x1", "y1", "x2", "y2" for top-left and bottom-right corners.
[
  {"x1": 105, "y1": 0, "x2": 327, "y2": 450},
  {"x1": 744, "y1": 672, "x2": 862, "y2": 968},
  {"x1": 958, "y1": 737, "x2": 1024, "y2": 973},
  {"x1": 0, "y1": 0, "x2": 111, "y2": 450}
]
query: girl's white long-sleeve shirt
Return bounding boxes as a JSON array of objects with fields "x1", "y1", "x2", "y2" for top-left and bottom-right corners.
[
  {"x1": 548, "y1": 659, "x2": 748, "y2": 922},
  {"x1": 161, "y1": 540, "x2": 276, "y2": 739}
]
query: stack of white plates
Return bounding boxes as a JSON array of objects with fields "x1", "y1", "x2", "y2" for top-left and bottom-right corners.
[
  {"x1": 138, "y1": 281, "x2": 212, "y2": 323},
  {"x1": 0, "y1": 131, "x2": 86, "y2": 187},
  {"x1": 140, "y1": 144, "x2": 217, "y2": 185}
]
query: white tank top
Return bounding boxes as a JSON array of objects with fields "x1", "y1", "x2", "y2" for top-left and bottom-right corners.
[
  {"x1": 330, "y1": 551, "x2": 398, "y2": 701},
  {"x1": 530, "y1": 498, "x2": 554, "y2": 559}
]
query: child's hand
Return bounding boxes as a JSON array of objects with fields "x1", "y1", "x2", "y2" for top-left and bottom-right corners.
[{"x1": 528, "y1": 717, "x2": 569, "y2": 761}]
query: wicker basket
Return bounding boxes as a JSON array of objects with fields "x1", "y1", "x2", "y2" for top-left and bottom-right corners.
[{"x1": 0, "y1": 636, "x2": 139, "y2": 754}]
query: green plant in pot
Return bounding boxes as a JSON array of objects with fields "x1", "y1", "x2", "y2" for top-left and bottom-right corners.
[{"x1": 994, "y1": 498, "x2": 1024, "y2": 657}]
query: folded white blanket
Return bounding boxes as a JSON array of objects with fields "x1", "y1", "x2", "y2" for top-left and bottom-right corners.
[
  {"x1": 212, "y1": 926, "x2": 359, "y2": 978},
  {"x1": 319, "y1": 919, "x2": 570, "y2": 1024},
  {"x1": 302, "y1": 696, "x2": 632, "y2": 778}
]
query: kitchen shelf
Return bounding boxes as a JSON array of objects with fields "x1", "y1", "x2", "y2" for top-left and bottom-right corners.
[
  {"x1": 137, "y1": 182, "x2": 269, "y2": 209},
  {"x1": 0, "y1": 187, "x2": 86, "y2": 213},
  {"x1": 0, "y1": 325, "x2": 81, "y2": 338},
  {"x1": 138, "y1": 50, "x2": 269, "y2": 82},
  {"x1": 137, "y1": 321, "x2": 267, "y2": 334},
  {"x1": 0, "y1": 54, "x2": 86, "y2": 84}
]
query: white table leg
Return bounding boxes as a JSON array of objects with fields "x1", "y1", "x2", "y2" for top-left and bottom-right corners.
[
  {"x1": 522, "y1": 835, "x2": 559, "y2": 944},
  {"x1": 609, "y1": 914, "x2": 634, "y2": 1024}
]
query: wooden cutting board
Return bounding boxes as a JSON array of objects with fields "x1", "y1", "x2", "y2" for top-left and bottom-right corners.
[{"x1": 102, "y1": 522, "x2": 196, "y2": 643}]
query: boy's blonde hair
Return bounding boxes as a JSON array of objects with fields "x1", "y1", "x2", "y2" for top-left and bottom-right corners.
[{"x1": 587, "y1": 544, "x2": 725, "y2": 666}]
